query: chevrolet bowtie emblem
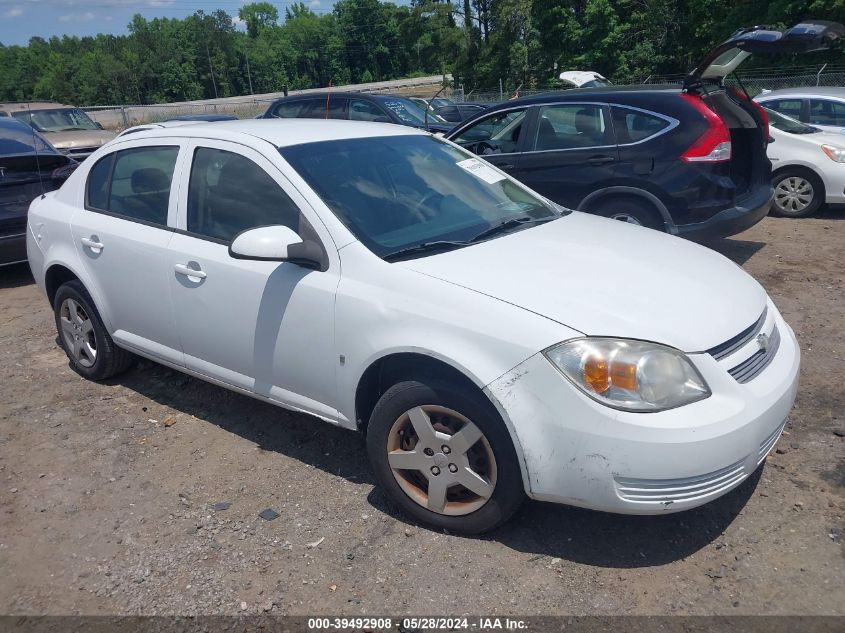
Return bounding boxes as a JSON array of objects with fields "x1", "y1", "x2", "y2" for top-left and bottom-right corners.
[{"x1": 756, "y1": 332, "x2": 770, "y2": 352}]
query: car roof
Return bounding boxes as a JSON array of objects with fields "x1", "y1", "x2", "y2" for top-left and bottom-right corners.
[
  {"x1": 481, "y1": 85, "x2": 681, "y2": 110},
  {"x1": 756, "y1": 87, "x2": 845, "y2": 99},
  {"x1": 113, "y1": 118, "x2": 426, "y2": 148},
  {"x1": 0, "y1": 102, "x2": 73, "y2": 112}
]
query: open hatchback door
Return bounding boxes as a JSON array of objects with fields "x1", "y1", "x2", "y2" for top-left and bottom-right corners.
[{"x1": 684, "y1": 21, "x2": 844, "y2": 90}]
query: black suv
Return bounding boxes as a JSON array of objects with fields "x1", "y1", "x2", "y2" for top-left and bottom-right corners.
[
  {"x1": 260, "y1": 92, "x2": 453, "y2": 134},
  {"x1": 447, "y1": 21, "x2": 842, "y2": 240}
]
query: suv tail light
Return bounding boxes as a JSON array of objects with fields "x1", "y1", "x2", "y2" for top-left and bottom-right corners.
[{"x1": 679, "y1": 93, "x2": 732, "y2": 163}]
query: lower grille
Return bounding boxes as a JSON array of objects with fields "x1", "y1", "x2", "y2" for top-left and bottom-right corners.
[
  {"x1": 728, "y1": 325, "x2": 780, "y2": 383},
  {"x1": 615, "y1": 458, "x2": 747, "y2": 505},
  {"x1": 758, "y1": 420, "x2": 786, "y2": 465}
]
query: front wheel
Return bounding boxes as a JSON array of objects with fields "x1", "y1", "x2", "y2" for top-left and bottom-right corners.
[{"x1": 366, "y1": 380, "x2": 524, "y2": 534}]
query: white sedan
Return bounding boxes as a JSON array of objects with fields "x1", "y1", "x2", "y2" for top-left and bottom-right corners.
[
  {"x1": 765, "y1": 106, "x2": 845, "y2": 217},
  {"x1": 26, "y1": 120, "x2": 800, "y2": 533}
]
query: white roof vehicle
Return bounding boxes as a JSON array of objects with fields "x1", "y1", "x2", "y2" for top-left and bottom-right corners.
[
  {"x1": 764, "y1": 106, "x2": 845, "y2": 217},
  {"x1": 755, "y1": 87, "x2": 845, "y2": 135},
  {"x1": 26, "y1": 119, "x2": 800, "y2": 533}
]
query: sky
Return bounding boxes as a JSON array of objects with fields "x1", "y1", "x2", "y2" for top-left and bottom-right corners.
[{"x1": 0, "y1": 0, "x2": 366, "y2": 46}]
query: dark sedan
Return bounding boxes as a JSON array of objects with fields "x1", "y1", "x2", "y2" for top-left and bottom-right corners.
[
  {"x1": 1, "y1": 118, "x2": 77, "y2": 266},
  {"x1": 260, "y1": 92, "x2": 454, "y2": 134}
]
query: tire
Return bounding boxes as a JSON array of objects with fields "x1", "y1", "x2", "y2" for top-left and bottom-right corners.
[
  {"x1": 53, "y1": 280, "x2": 135, "y2": 381},
  {"x1": 771, "y1": 169, "x2": 824, "y2": 218},
  {"x1": 590, "y1": 196, "x2": 665, "y2": 231},
  {"x1": 366, "y1": 380, "x2": 524, "y2": 534}
]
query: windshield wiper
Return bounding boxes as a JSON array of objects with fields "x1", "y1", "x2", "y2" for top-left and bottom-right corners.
[
  {"x1": 383, "y1": 240, "x2": 469, "y2": 262},
  {"x1": 469, "y1": 215, "x2": 555, "y2": 243}
]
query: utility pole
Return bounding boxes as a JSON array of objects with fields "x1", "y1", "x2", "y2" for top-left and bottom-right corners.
[
  {"x1": 245, "y1": 50, "x2": 254, "y2": 95},
  {"x1": 206, "y1": 42, "x2": 219, "y2": 99}
]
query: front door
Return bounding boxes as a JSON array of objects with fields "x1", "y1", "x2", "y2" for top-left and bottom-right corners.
[
  {"x1": 168, "y1": 140, "x2": 340, "y2": 421},
  {"x1": 449, "y1": 107, "x2": 529, "y2": 175},
  {"x1": 515, "y1": 103, "x2": 618, "y2": 208}
]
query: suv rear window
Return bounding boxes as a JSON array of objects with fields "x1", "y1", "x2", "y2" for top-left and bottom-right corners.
[{"x1": 612, "y1": 107, "x2": 671, "y2": 143}]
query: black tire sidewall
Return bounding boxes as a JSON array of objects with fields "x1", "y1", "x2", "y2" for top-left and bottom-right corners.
[
  {"x1": 771, "y1": 170, "x2": 823, "y2": 218},
  {"x1": 592, "y1": 197, "x2": 664, "y2": 230},
  {"x1": 366, "y1": 380, "x2": 524, "y2": 534},
  {"x1": 53, "y1": 280, "x2": 114, "y2": 381}
]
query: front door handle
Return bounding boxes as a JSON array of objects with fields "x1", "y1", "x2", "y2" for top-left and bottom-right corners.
[
  {"x1": 174, "y1": 263, "x2": 207, "y2": 279},
  {"x1": 80, "y1": 236, "x2": 104, "y2": 251},
  {"x1": 587, "y1": 155, "x2": 615, "y2": 166}
]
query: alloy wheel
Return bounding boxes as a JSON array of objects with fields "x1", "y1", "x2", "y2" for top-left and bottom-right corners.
[
  {"x1": 774, "y1": 176, "x2": 814, "y2": 214},
  {"x1": 59, "y1": 298, "x2": 97, "y2": 368},
  {"x1": 386, "y1": 405, "x2": 497, "y2": 516}
]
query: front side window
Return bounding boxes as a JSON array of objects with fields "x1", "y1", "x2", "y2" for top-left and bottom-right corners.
[
  {"x1": 612, "y1": 107, "x2": 670, "y2": 144},
  {"x1": 85, "y1": 146, "x2": 179, "y2": 225},
  {"x1": 764, "y1": 99, "x2": 803, "y2": 120},
  {"x1": 12, "y1": 108, "x2": 99, "y2": 133},
  {"x1": 452, "y1": 109, "x2": 527, "y2": 154},
  {"x1": 187, "y1": 147, "x2": 302, "y2": 242},
  {"x1": 281, "y1": 135, "x2": 559, "y2": 259},
  {"x1": 809, "y1": 99, "x2": 845, "y2": 126},
  {"x1": 530, "y1": 104, "x2": 612, "y2": 151}
]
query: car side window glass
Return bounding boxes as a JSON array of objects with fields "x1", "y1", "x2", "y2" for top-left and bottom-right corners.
[
  {"x1": 348, "y1": 99, "x2": 386, "y2": 122},
  {"x1": 452, "y1": 109, "x2": 527, "y2": 155},
  {"x1": 809, "y1": 99, "x2": 845, "y2": 126},
  {"x1": 271, "y1": 101, "x2": 307, "y2": 118},
  {"x1": 187, "y1": 147, "x2": 302, "y2": 243},
  {"x1": 612, "y1": 107, "x2": 670, "y2": 144},
  {"x1": 303, "y1": 97, "x2": 346, "y2": 119},
  {"x1": 86, "y1": 146, "x2": 178, "y2": 225},
  {"x1": 530, "y1": 104, "x2": 611, "y2": 151},
  {"x1": 767, "y1": 99, "x2": 803, "y2": 119}
]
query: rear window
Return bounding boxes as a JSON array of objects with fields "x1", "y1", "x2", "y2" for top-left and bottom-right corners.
[
  {"x1": 0, "y1": 121, "x2": 56, "y2": 157},
  {"x1": 612, "y1": 107, "x2": 671, "y2": 143}
]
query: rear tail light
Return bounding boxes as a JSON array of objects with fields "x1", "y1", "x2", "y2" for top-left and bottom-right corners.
[{"x1": 679, "y1": 93, "x2": 731, "y2": 163}]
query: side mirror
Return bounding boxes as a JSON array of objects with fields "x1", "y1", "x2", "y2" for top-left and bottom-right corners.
[
  {"x1": 94, "y1": 121, "x2": 104, "y2": 130},
  {"x1": 228, "y1": 225, "x2": 325, "y2": 270}
]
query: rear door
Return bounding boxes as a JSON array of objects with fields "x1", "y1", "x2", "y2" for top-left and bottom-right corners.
[{"x1": 512, "y1": 103, "x2": 618, "y2": 208}]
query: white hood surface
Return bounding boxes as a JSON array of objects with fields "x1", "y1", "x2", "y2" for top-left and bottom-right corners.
[{"x1": 401, "y1": 212, "x2": 767, "y2": 353}]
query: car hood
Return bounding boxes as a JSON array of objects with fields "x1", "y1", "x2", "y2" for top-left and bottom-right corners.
[
  {"x1": 42, "y1": 129, "x2": 115, "y2": 150},
  {"x1": 686, "y1": 21, "x2": 844, "y2": 88},
  {"x1": 398, "y1": 212, "x2": 767, "y2": 353}
]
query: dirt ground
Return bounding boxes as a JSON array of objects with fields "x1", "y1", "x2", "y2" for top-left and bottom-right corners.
[{"x1": 0, "y1": 213, "x2": 843, "y2": 617}]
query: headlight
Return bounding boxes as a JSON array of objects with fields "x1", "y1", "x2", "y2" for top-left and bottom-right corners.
[
  {"x1": 821, "y1": 144, "x2": 845, "y2": 163},
  {"x1": 544, "y1": 338, "x2": 711, "y2": 412}
]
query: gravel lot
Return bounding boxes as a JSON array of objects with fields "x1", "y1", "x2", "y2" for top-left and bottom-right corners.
[{"x1": 0, "y1": 214, "x2": 843, "y2": 617}]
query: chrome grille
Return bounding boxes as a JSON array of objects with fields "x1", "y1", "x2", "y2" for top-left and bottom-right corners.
[
  {"x1": 615, "y1": 458, "x2": 747, "y2": 504},
  {"x1": 707, "y1": 308, "x2": 767, "y2": 361},
  {"x1": 728, "y1": 325, "x2": 780, "y2": 384}
]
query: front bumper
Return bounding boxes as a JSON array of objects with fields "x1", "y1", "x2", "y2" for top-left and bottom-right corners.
[
  {"x1": 675, "y1": 185, "x2": 773, "y2": 241},
  {"x1": 485, "y1": 303, "x2": 800, "y2": 515}
]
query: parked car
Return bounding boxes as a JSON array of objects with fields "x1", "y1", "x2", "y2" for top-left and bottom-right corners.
[
  {"x1": 1, "y1": 118, "x2": 77, "y2": 266},
  {"x1": 434, "y1": 103, "x2": 490, "y2": 123},
  {"x1": 446, "y1": 21, "x2": 843, "y2": 240},
  {"x1": 260, "y1": 92, "x2": 453, "y2": 133},
  {"x1": 0, "y1": 102, "x2": 115, "y2": 161},
  {"x1": 764, "y1": 107, "x2": 845, "y2": 217},
  {"x1": 559, "y1": 70, "x2": 612, "y2": 88},
  {"x1": 28, "y1": 119, "x2": 799, "y2": 533},
  {"x1": 165, "y1": 114, "x2": 238, "y2": 122},
  {"x1": 756, "y1": 87, "x2": 845, "y2": 134}
]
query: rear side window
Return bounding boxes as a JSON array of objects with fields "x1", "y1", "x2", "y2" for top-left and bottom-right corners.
[
  {"x1": 809, "y1": 99, "x2": 845, "y2": 126},
  {"x1": 765, "y1": 99, "x2": 803, "y2": 119},
  {"x1": 187, "y1": 147, "x2": 302, "y2": 243},
  {"x1": 348, "y1": 99, "x2": 386, "y2": 122},
  {"x1": 529, "y1": 104, "x2": 611, "y2": 151},
  {"x1": 85, "y1": 146, "x2": 179, "y2": 225},
  {"x1": 271, "y1": 99, "x2": 319, "y2": 118},
  {"x1": 612, "y1": 107, "x2": 671, "y2": 143}
]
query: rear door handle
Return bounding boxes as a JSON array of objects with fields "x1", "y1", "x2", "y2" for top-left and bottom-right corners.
[
  {"x1": 587, "y1": 155, "x2": 615, "y2": 166},
  {"x1": 80, "y1": 236, "x2": 104, "y2": 251},
  {"x1": 174, "y1": 263, "x2": 207, "y2": 279}
]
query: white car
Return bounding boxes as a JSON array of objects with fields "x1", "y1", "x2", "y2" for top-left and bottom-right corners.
[
  {"x1": 756, "y1": 87, "x2": 845, "y2": 135},
  {"x1": 765, "y1": 106, "x2": 845, "y2": 217},
  {"x1": 26, "y1": 120, "x2": 800, "y2": 533}
]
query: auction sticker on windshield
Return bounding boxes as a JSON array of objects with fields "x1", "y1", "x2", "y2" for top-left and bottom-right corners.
[{"x1": 456, "y1": 157, "x2": 506, "y2": 184}]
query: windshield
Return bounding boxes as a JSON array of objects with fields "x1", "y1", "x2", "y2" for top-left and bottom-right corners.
[
  {"x1": 764, "y1": 107, "x2": 817, "y2": 134},
  {"x1": 281, "y1": 135, "x2": 559, "y2": 259},
  {"x1": 381, "y1": 98, "x2": 447, "y2": 125},
  {"x1": 12, "y1": 108, "x2": 99, "y2": 133}
]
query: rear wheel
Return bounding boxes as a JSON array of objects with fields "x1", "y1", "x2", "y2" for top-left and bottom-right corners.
[
  {"x1": 54, "y1": 280, "x2": 135, "y2": 381},
  {"x1": 366, "y1": 380, "x2": 524, "y2": 534},
  {"x1": 590, "y1": 197, "x2": 665, "y2": 231},
  {"x1": 771, "y1": 169, "x2": 824, "y2": 218}
]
